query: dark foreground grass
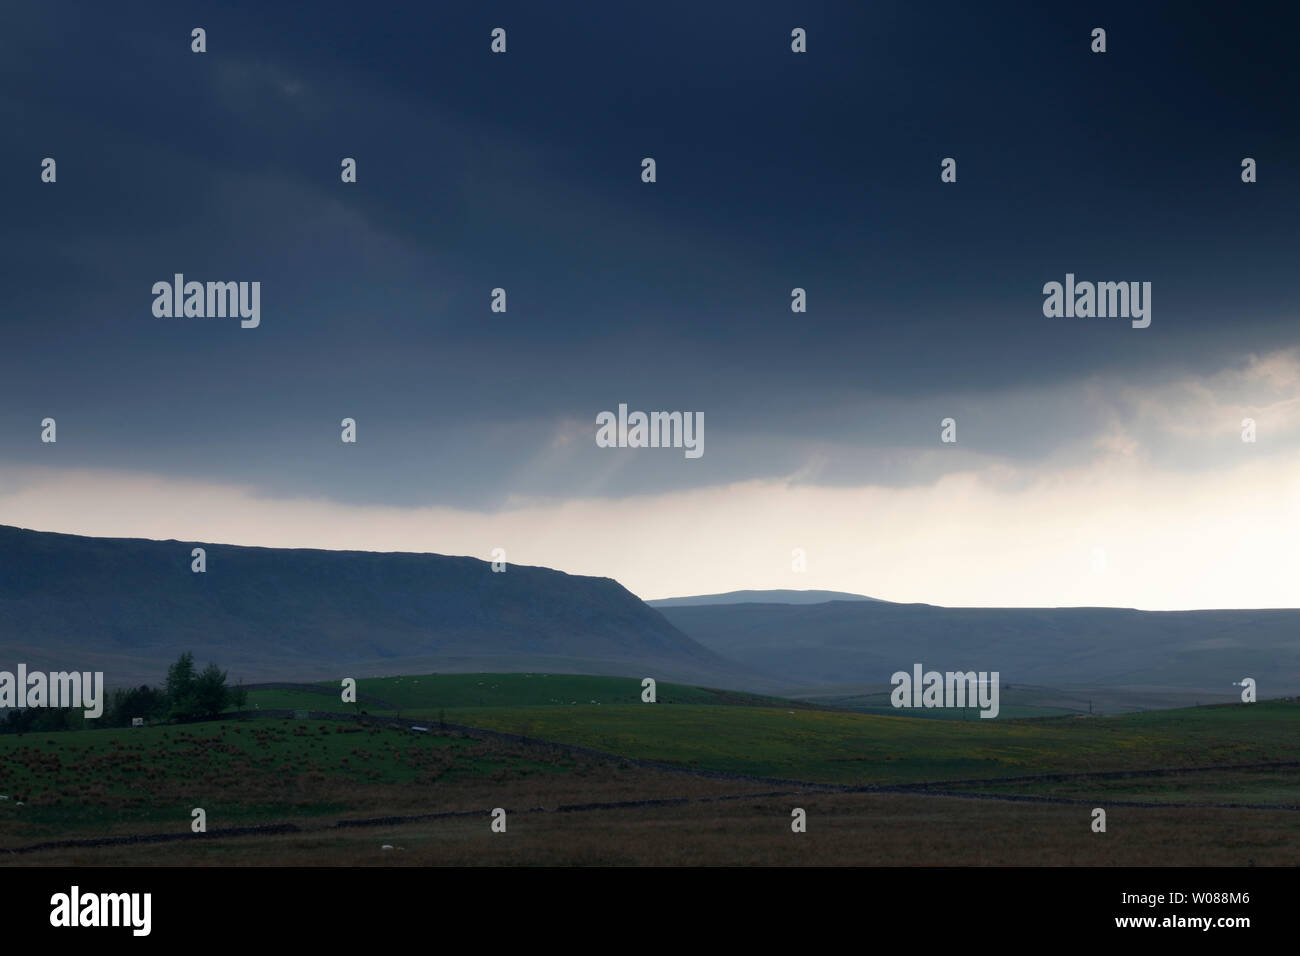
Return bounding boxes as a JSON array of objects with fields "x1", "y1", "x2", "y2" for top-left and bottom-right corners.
[
  {"x1": 15, "y1": 792, "x2": 1298, "y2": 866},
  {"x1": 949, "y1": 767, "x2": 1300, "y2": 805},
  {"x1": 0, "y1": 718, "x2": 729, "y2": 845},
  {"x1": 4, "y1": 695, "x2": 1297, "y2": 865}
]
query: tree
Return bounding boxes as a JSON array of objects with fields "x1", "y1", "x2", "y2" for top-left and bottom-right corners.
[
  {"x1": 193, "y1": 663, "x2": 230, "y2": 719},
  {"x1": 108, "y1": 684, "x2": 167, "y2": 726},
  {"x1": 159, "y1": 652, "x2": 240, "y2": 722},
  {"x1": 165, "y1": 652, "x2": 200, "y2": 721}
]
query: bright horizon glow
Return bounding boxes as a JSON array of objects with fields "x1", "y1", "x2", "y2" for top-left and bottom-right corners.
[
  {"x1": 6, "y1": 350, "x2": 1298, "y2": 611},
  {"x1": 2, "y1": 445, "x2": 1298, "y2": 611}
]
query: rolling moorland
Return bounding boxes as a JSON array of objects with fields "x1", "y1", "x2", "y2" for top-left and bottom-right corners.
[
  {"x1": 2, "y1": 525, "x2": 1297, "y2": 707},
  {"x1": 0, "y1": 524, "x2": 754, "y2": 689},
  {"x1": 1, "y1": 674, "x2": 1296, "y2": 865},
  {"x1": 2, "y1": 526, "x2": 1296, "y2": 864},
  {"x1": 657, "y1": 599, "x2": 1300, "y2": 701}
]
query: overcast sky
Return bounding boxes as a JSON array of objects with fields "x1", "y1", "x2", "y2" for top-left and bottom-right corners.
[{"x1": 2, "y1": 1, "x2": 1298, "y2": 608}]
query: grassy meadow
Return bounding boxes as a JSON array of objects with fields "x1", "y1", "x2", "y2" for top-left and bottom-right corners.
[{"x1": 2, "y1": 672, "x2": 1296, "y2": 865}]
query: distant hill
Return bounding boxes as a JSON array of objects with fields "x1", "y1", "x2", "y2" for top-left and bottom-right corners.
[
  {"x1": 0, "y1": 525, "x2": 755, "y2": 688},
  {"x1": 648, "y1": 589, "x2": 880, "y2": 608},
  {"x1": 9, "y1": 522, "x2": 1294, "y2": 703},
  {"x1": 658, "y1": 600, "x2": 1300, "y2": 695}
]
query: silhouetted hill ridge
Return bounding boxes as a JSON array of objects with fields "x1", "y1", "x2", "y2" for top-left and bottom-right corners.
[{"x1": 0, "y1": 525, "x2": 746, "y2": 687}]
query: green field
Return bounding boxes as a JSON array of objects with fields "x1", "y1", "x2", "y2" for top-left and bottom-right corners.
[
  {"x1": 797, "y1": 686, "x2": 1089, "y2": 719},
  {"x1": 238, "y1": 673, "x2": 800, "y2": 713},
  {"x1": 241, "y1": 673, "x2": 1074, "y2": 718},
  {"x1": 420, "y1": 700, "x2": 1297, "y2": 785},
  {"x1": 231, "y1": 674, "x2": 1300, "y2": 786},
  {"x1": 0, "y1": 715, "x2": 695, "y2": 848},
  {"x1": 4, "y1": 674, "x2": 1298, "y2": 864}
]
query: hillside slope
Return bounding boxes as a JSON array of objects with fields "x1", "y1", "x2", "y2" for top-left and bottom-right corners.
[
  {"x1": 0, "y1": 525, "x2": 749, "y2": 687},
  {"x1": 659, "y1": 600, "x2": 1300, "y2": 694}
]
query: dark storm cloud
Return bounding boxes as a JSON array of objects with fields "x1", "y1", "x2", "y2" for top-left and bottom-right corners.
[{"x1": 1, "y1": 1, "x2": 1296, "y2": 507}]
